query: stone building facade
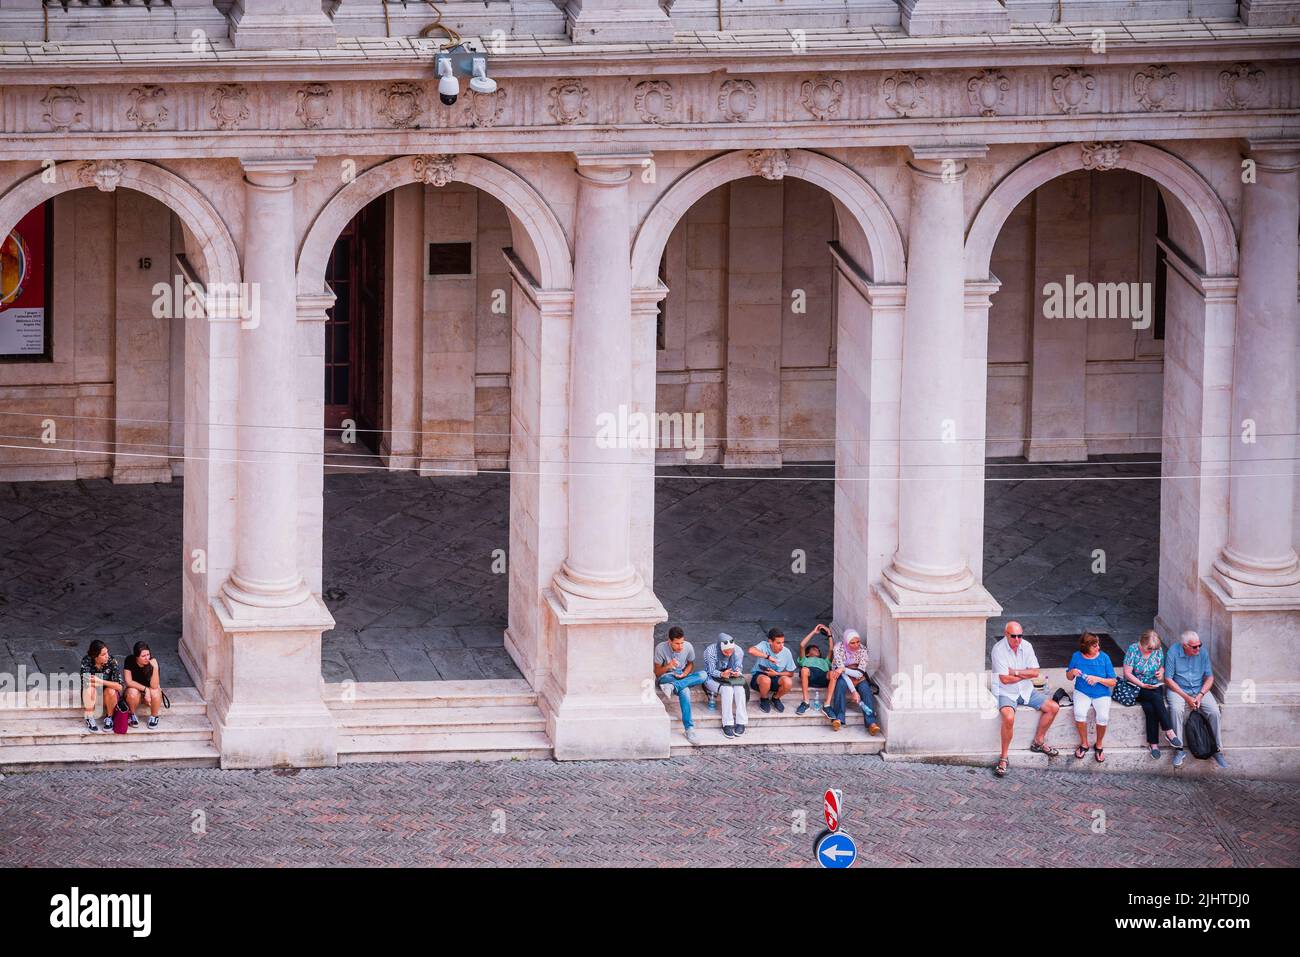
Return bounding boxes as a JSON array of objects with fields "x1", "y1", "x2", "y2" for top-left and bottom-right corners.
[{"x1": 0, "y1": 0, "x2": 1297, "y2": 772}]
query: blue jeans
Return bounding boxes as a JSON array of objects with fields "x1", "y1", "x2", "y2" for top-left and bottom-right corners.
[
  {"x1": 659, "y1": 672, "x2": 708, "y2": 729},
  {"x1": 827, "y1": 675, "x2": 878, "y2": 724}
]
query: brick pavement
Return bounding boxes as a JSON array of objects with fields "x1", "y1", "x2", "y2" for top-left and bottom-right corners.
[
  {"x1": 0, "y1": 751, "x2": 1292, "y2": 867},
  {"x1": 0, "y1": 456, "x2": 1160, "y2": 685}
]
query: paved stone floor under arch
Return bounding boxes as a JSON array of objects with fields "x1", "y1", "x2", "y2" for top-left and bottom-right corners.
[{"x1": 0, "y1": 456, "x2": 1160, "y2": 686}]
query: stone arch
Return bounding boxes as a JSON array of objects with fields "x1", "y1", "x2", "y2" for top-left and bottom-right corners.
[
  {"x1": 297, "y1": 154, "x2": 572, "y2": 295},
  {"x1": 0, "y1": 159, "x2": 240, "y2": 286},
  {"x1": 965, "y1": 141, "x2": 1238, "y2": 281},
  {"x1": 631, "y1": 149, "x2": 906, "y2": 287}
]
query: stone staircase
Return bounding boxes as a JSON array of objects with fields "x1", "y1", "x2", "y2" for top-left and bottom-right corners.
[
  {"x1": 323, "y1": 679, "x2": 553, "y2": 764},
  {"x1": 0, "y1": 687, "x2": 219, "y2": 772},
  {"x1": 661, "y1": 684, "x2": 886, "y2": 756}
]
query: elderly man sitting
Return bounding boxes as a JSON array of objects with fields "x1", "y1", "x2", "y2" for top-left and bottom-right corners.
[
  {"x1": 990, "y1": 621, "x2": 1062, "y2": 777},
  {"x1": 1164, "y1": 630, "x2": 1227, "y2": 770}
]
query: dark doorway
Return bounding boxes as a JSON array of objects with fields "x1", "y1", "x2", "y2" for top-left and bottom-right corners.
[{"x1": 324, "y1": 196, "x2": 385, "y2": 452}]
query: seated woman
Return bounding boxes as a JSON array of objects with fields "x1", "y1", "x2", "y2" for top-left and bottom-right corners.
[
  {"x1": 79, "y1": 640, "x2": 123, "y2": 733},
  {"x1": 123, "y1": 640, "x2": 164, "y2": 729},
  {"x1": 1066, "y1": 632, "x2": 1118, "y2": 762},
  {"x1": 1123, "y1": 629, "x2": 1181, "y2": 759},
  {"x1": 825, "y1": 628, "x2": 881, "y2": 736}
]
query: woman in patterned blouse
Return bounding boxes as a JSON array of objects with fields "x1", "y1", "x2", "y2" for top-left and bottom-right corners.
[
  {"x1": 1123, "y1": 629, "x2": 1182, "y2": 758},
  {"x1": 80, "y1": 640, "x2": 124, "y2": 733}
]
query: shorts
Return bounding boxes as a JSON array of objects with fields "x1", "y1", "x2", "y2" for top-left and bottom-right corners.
[
  {"x1": 1073, "y1": 693, "x2": 1111, "y2": 725},
  {"x1": 750, "y1": 672, "x2": 790, "y2": 692},
  {"x1": 801, "y1": 667, "x2": 830, "y2": 688},
  {"x1": 996, "y1": 690, "x2": 1049, "y2": 712}
]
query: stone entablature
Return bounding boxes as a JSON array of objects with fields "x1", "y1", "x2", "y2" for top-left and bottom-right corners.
[{"x1": 1, "y1": 56, "x2": 1296, "y2": 157}]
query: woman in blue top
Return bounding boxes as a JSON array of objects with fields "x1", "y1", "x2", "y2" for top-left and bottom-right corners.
[
  {"x1": 1066, "y1": 632, "x2": 1117, "y2": 762},
  {"x1": 1122, "y1": 629, "x2": 1182, "y2": 759}
]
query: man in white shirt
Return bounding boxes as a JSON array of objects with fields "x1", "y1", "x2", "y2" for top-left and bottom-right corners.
[{"x1": 990, "y1": 621, "x2": 1061, "y2": 777}]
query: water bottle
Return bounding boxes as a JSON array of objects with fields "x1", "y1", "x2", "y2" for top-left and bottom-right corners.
[{"x1": 813, "y1": 690, "x2": 822, "y2": 713}]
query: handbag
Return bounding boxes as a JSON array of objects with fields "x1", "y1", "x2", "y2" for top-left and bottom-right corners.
[
  {"x1": 112, "y1": 696, "x2": 130, "y2": 734},
  {"x1": 162, "y1": 690, "x2": 171, "y2": 710},
  {"x1": 1113, "y1": 678, "x2": 1140, "y2": 707}
]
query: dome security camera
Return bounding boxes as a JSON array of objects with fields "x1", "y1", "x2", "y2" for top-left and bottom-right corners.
[
  {"x1": 468, "y1": 57, "x2": 497, "y2": 95},
  {"x1": 437, "y1": 57, "x2": 459, "y2": 105}
]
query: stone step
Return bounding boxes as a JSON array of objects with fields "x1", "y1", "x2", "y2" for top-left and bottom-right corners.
[
  {"x1": 671, "y1": 723, "x2": 885, "y2": 755},
  {"x1": 883, "y1": 746, "x2": 1248, "y2": 779},
  {"x1": 332, "y1": 705, "x2": 546, "y2": 735},
  {"x1": 0, "y1": 712, "x2": 214, "y2": 747},
  {"x1": 337, "y1": 730, "x2": 553, "y2": 764},
  {"x1": 0, "y1": 739, "x2": 220, "y2": 773},
  {"x1": 0, "y1": 686, "x2": 207, "y2": 719},
  {"x1": 323, "y1": 679, "x2": 538, "y2": 710}
]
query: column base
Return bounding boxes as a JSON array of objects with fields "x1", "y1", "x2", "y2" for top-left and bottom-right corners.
[
  {"x1": 898, "y1": 0, "x2": 1010, "y2": 35},
  {"x1": 228, "y1": 3, "x2": 337, "y2": 50},
  {"x1": 1241, "y1": 0, "x2": 1300, "y2": 26},
  {"x1": 209, "y1": 593, "x2": 337, "y2": 769},
  {"x1": 565, "y1": 1, "x2": 675, "y2": 43},
  {"x1": 111, "y1": 463, "x2": 175, "y2": 485},
  {"x1": 874, "y1": 579, "x2": 1002, "y2": 754},
  {"x1": 1026, "y1": 439, "x2": 1089, "y2": 463},
  {"x1": 722, "y1": 447, "x2": 783, "y2": 469},
  {"x1": 418, "y1": 457, "x2": 478, "y2": 478},
  {"x1": 1211, "y1": 553, "x2": 1300, "y2": 595},
  {"x1": 542, "y1": 585, "x2": 670, "y2": 760}
]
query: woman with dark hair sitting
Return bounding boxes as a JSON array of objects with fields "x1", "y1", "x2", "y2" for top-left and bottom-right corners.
[
  {"x1": 79, "y1": 640, "x2": 123, "y2": 733},
  {"x1": 123, "y1": 640, "x2": 164, "y2": 729}
]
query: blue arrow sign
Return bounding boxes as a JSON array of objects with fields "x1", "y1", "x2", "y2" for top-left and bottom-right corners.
[{"x1": 816, "y1": 830, "x2": 857, "y2": 868}]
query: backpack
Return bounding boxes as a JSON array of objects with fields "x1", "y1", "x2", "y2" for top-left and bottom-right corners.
[{"x1": 1183, "y1": 707, "x2": 1218, "y2": 759}]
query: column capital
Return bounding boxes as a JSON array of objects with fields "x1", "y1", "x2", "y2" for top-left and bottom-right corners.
[
  {"x1": 574, "y1": 151, "x2": 651, "y2": 185},
  {"x1": 1243, "y1": 138, "x2": 1300, "y2": 173},
  {"x1": 241, "y1": 157, "x2": 317, "y2": 187},
  {"x1": 908, "y1": 144, "x2": 988, "y2": 179}
]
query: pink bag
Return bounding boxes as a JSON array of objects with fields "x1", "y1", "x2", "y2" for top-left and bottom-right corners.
[{"x1": 113, "y1": 702, "x2": 130, "y2": 734}]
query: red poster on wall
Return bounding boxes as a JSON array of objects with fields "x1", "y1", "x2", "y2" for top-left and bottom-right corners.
[{"x1": 0, "y1": 202, "x2": 53, "y2": 361}]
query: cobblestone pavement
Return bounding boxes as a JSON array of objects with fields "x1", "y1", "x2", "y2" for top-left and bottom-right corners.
[
  {"x1": 0, "y1": 457, "x2": 1159, "y2": 684},
  {"x1": 0, "y1": 752, "x2": 1293, "y2": 867}
]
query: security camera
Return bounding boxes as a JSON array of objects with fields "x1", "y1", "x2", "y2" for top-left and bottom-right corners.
[
  {"x1": 469, "y1": 57, "x2": 497, "y2": 95},
  {"x1": 437, "y1": 57, "x2": 459, "y2": 105}
]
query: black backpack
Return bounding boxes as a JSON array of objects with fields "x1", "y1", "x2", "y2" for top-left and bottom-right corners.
[{"x1": 1183, "y1": 707, "x2": 1218, "y2": 759}]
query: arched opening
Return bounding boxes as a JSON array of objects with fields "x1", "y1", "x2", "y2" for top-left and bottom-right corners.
[
  {"x1": 631, "y1": 150, "x2": 905, "y2": 742},
  {"x1": 296, "y1": 155, "x2": 573, "y2": 695},
  {"x1": 969, "y1": 143, "x2": 1237, "y2": 671}
]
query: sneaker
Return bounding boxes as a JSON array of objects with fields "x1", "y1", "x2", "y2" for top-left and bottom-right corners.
[
  {"x1": 830, "y1": 718, "x2": 841, "y2": 732},
  {"x1": 867, "y1": 723, "x2": 881, "y2": 737},
  {"x1": 147, "y1": 716, "x2": 159, "y2": 729},
  {"x1": 722, "y1": 725, "x2": 735, "y2": 738},
  {"x1": 102, "y1": 715, "x2": 114, "y2": 731},
  {"x1": 772, "y1": 698, "x2": 785, "y2": 713},
  {"x1": 758, "y1": 697, "x2": 771, "y2": 714},
  {"x1": 1168, "y1": 735, "x2": 1183, "y2": 749},
  {"x1": 796, "y1": 702, "x2": 810, "y2": 716},
  {"x1": 84, "y1": 717, "x2": 99, "y2": 733},
  {"x1": 684, "y1": 728, "x2": 700, "y2": 745},
  {"x1": 1173, "y1": 749, "x2": 1186, "y2": 768},
  {"x1": 1150, "y1": 745, "x2": 1161, "y2": 759},
  {"x1": 1213, "y1": 753, "x2": 1228, "y2": 769},
  {"x1": 659, "y1": 684, "x2": 675, "y2": 702},
  {"x1": 128, "y1": 713, "x2": 139, "y2": 728},
  {"x1": 733, "y1": 724, "x2": 746, "y2": 736}
]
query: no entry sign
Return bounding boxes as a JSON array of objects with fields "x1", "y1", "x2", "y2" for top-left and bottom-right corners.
[{"x1": 824, "y1": 788, "x2": 842, "y2": 832}]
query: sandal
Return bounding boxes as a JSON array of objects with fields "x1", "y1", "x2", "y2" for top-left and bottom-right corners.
[
  {"x1": 1094, "y1": 747, "x2": 1105, "y2": 763},
  {"x1": 994, "y1": 758, "x2": 1008, "y2": 777},
  {"x1": 1074, "y1": 744, "x2": 1089, "y2": 760},
  {"x1": 1029, "y1": 740, "x2": 1060, "y2": 757}
]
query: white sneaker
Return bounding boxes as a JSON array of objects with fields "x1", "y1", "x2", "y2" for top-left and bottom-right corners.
[
  {"x1": 659, "y1": 683, "x2": 675, "y2": 703},
  {"x1": 684, "y1": 728, "x2": 700, "y2": 745}
]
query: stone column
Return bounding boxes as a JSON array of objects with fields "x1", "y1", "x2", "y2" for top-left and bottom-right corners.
[
  {"x1": 564, "y1": 0, "x2": 674, "y2": 43},
  {"x1": 544, "y1": 153, "x2": 668, "y2": 761},
  {"x1": 210, "y1": 158, "x2": 336, "y2": 769},
  {"x1": 1213, "y1": 140, "x2": 1300, "y2": 596},
  {"x1": 878, "y1": 146, "x2": 999, "y2": 755},
  {"x1": 228, "y1": 0, "x2": 336, "y2": 50}
]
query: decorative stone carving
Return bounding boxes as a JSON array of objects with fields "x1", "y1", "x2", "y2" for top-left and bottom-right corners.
[
  {"x1": 1050, "y1": 68, "x2": 1096, "y2": 115},
  {"x1": 747, "y1": 149, "x2": 790, "y2": 181},
  {"x1": 126, "y1": 85, "x2": 169, "y2": 131},
  {"x1": 967, "y1": 69, "x2": 1010, "y2": 117},
  {"x1": 882, "y1": 71, "x2": 927, "y2": 118},
  {"x1": 1081, "y1": 141, "x2": 1125, "y2": 171},
  {"x1": 799, "y1": 75, "x2": 844, "y2": 120},
  {"x1": 377, "y1": 82, "x2": 425, "y2": 129},
  {"x1": 634, "y1": 80, "x2": 674, "y2": 125},
  {"x1": 210, "y1": 84, "x2": 250, "y2": 131},
  {"x1": 77, "y1": 159, "x2": 127, "y2": 193},
  {"x1": 295, "y1": 83, "x2": 332, "y2": 129},
  {"x1": 461, "y1": 88, "x2": 506, "y2": 129},
  {"x1": 41, "y1": 86, "x2": 84, "y2": 132},
  {"x1": 547, "y1": 79, "x2": 590, "y2": 125},
  {"x1": 1218, "y1": 63, "x2": 1264, "y2": 110},
  {"x1": 413, "y1": 154, "x2": 457, "y2": 187},
  {"x1": 1132, "y1": 65, "x2": 1179, "y2": 112},
  {"x1": 718, "y1": 78, "x2": 758, "y2": 122}
]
